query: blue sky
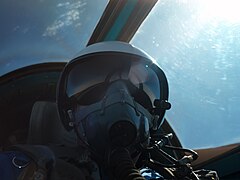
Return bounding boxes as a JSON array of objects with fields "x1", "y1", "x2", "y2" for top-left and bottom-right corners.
[{"x1": 131, "y1": 0, "x2": 240, "y2": 149}]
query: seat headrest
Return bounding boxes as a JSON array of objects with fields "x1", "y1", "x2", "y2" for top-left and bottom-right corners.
[{"x1": 27, "y1": 101, "x2": 77, "y2": 146}]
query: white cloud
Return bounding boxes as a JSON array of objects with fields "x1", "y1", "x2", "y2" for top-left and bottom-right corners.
[{"x1": 43, "y1": 1, "x2": 86, "y2": 37}]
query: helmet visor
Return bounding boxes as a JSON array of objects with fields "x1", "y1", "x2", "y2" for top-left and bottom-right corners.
[{"x1": 66, "y1": 53, "x2": 160, "y2": 107}]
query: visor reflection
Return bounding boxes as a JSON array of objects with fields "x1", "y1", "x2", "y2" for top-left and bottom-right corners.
[{"x1": 66, "y1": 57, "x2": 160, "y2": 106}]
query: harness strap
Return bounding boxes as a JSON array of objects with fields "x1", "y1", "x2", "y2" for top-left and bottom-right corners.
[{"x1": 48, "y1": 145, "x2": 98, "y2": 180}]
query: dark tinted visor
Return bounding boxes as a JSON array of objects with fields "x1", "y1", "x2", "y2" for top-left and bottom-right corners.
[{"x1": 66, "y1": 53, "x2": 160, "y2": 105}]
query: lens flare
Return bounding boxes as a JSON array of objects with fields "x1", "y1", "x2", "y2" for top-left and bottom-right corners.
[{"x1": 199, "y1": 0, "x2": 240, "y2": 23}]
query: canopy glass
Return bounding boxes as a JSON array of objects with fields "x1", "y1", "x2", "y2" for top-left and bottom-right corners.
[
  {"x1": 0, "y1": 0, "x2": 108, "y2": 76},
  {"x1": 131, "y1": 0, "x2": 240, "y2": 149}
]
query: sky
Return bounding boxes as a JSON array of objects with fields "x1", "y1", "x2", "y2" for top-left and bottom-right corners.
[
  {"x1": 131, "y1": 0, "x2": 240, "y2": 149},
  {"x1": 0, "y1": 0, "x2": 108, "y2": 75}
]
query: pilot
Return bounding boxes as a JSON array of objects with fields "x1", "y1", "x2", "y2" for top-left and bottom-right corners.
[
  {"x1": 56, "y1": 41, "x2": 170, "y2": 179},
  {"x1": 53, "y1": 41, "x2": 218, "y2": 180}
]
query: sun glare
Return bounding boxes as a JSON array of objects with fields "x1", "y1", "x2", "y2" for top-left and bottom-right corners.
[{"x1": 199, "y1": 0, "x2": 240, "y2": 23}]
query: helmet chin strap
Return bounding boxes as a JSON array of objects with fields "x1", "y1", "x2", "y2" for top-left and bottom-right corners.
[{"x1": 67, "y1": 109, "x2": 90, "y2": 148}]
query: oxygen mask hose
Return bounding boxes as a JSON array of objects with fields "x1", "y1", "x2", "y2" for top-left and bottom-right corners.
[{"x1": 109, "y1": 148, "x2": 145, "y2": 180}]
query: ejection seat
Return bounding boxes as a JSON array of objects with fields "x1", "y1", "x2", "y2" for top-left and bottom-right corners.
[
  {"x1": 27, "y1": 101, "x2": 77, "y2": 146},
  {"x1": 26, "y1": 101, "x2": 93, "y2": 179}
]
